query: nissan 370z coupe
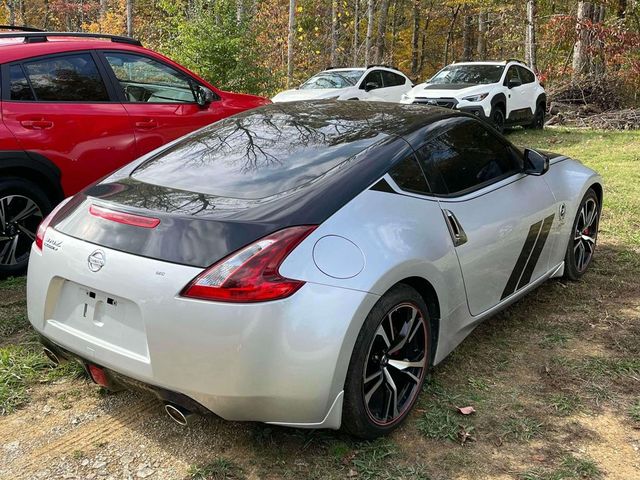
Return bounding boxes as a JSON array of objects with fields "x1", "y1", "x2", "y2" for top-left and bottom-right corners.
[{"x1": 27, "y1": 102, "x2": 602, "y2": 438}]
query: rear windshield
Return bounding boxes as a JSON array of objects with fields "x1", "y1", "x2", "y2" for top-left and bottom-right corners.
[{"x1": 131, "y1": 104, "x2": 386, "y2": 199}]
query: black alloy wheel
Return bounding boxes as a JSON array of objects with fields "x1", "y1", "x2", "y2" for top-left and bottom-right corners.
[
  {"x1": 491, "y1": 107, "x2": 505, "y2": 133},
  {"x1": 342, "y1": 284, "x2": 430, "y2": 438},
  {"x1": 0, "y1": 178, "x2": 51, "y2": 277},
  {"x1": 564, "y1": 188, "x2": 599, "y2": 280}
]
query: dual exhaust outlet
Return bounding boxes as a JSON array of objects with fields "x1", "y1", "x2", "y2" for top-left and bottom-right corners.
[{"x1": 43, "y1": 348, "x2": 194, "y2": 426}]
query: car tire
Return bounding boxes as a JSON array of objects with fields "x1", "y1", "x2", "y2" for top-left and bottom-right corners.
[
  {"x1": 490, "y1": 106, "x2": 506, "y2": 134},
  {"x1": 563, "y1": 188, "x2": 599, "y2": 281},
  {"x1": 526, "y1": 105, "x2": 545, "y2": 130},
  {"x1": 0, "y1": 177, "x2": 52, "y2": 278},
  {"x1": 342, "y1": 284, "x2": 431, "y2": 439}
]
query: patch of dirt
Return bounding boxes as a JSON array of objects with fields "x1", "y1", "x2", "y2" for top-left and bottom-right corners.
[{"x1": 577, "y1": 411, "x2": 640, "y2": 479}]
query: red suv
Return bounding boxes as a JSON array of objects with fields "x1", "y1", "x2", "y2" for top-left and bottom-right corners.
[{"x1": 0, "y1": 30, "x2": 269, "y2": 276}]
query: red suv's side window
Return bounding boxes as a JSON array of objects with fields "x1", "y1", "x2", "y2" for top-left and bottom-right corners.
[
  {"x1": 103, "y1": 52, "x2": 197, "y2": 103},
  {"x1": 11, "y1": 53, "x2": 110, "y2": 102}
]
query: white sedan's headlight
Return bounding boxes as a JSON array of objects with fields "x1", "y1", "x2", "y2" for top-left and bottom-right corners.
[{"x1": 461, "y1": 93, "x2": 489, "y2": 102}]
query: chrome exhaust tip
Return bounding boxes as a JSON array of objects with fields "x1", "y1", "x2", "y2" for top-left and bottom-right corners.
[
  {"x1": 43, "y1": 347, "x2": 60, "y2": 365},
  {"x1": 164, "y1": 403, "x2": 193, "y2": 426}
]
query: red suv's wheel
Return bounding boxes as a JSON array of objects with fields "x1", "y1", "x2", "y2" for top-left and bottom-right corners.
[{"x1": 0, "y1": 177, "x2": 52, "y2": 277}]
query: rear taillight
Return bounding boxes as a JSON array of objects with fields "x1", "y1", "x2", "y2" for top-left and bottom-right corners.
[
  {"x1": 35, "y1": 197, "x2": 72, "y2": 251},
  {"x1": 181, "y1": 225, "x2": 317, "y2": 303},
  {"x1": 89, "y1": 204, "x2": 160, "y2": 228}
]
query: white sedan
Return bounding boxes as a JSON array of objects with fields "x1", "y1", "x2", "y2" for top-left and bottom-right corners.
[{"x1": 272, "y1": 66, "x2": 413, "y2": 103}]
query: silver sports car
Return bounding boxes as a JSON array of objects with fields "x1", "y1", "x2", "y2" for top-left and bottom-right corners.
[{"x1": 27, "y1": 102, "x2": 602, "y2": 438}]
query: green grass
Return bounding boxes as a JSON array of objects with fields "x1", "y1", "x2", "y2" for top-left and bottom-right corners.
[
  {"x1": 0, "y1": 342, "x2": 84, "y2": 415},
  {"x1": 520, "y1": 454, "x2": 603, "y2": 480},
  {"x1": 548, "y1": 393, "x2": 583, "y2": 416},
  {"x1": 188, "y1": 458, "x2": 244, "y2": 480},
  {"x1": 629, "y1": 399, "x2": 640, "y2": 424},
  {"x1": 509, "y1": 128, "x2": 640, "y2": 245}
]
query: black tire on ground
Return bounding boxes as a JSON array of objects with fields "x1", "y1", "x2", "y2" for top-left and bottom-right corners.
[
  {"x1": 490, "y1": 106, "x2": 506, "y2": 134},
  {"x1": 0, "y1": 177, "x2": 52, "y2": 278},
  {"x1": 526, "y1": 104, "x2": 545, "y2": 130},
  {"x1": 563, "y1": 188, "x2": 600, "y2": 281},
  {"x1": 342, "y1": 284, "x2": 431, "y2": 439}
]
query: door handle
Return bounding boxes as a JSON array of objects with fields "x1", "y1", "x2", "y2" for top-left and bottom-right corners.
[
  {"x1": 442, "y1": 209, "x2": 468, "y2": 247},
  {"x1": 20, "y1": 119, "x2": 53, "y2": 130},
  {"x1": 134, "y1": 119, "x2": 158, "y2": 130}
]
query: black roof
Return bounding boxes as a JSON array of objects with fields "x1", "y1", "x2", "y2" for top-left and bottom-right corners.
[{"x1": 59, "y1": 101, "x2": 462, "y2": 266}]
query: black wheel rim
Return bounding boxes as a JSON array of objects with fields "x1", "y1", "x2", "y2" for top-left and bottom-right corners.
[
  {"x1": 574, "y1": 197, "x2": 598, "y2": 273},
  {"x1": 493, "y1": 111, "x2": 504, "y2": 131},
  {"x1": 362, "y1": 302, "x2": 427, "y2": 426},
  {"x1": 0, "y1": 195, "x2": 43, "y2": 266}
]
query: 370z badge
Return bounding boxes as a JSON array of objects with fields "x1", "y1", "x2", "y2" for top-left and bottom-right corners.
[{"x1": 87, "y1": 250, "x2": 106, "y2": 272}]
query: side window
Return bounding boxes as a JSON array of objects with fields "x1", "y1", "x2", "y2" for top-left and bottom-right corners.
[
  {"x1": 388, "y1": 155, "x2": 430, "y2": 194},
  {"x1": 360, "y1": 70, "x2": 383, "y2": 90},
  {"x1": 104, "y1": 52, "x2": 196, "y2": 103},
  {"x1": 417, "y1": 119, "x2": 522, "y2": 195},
  {"x1": 17, "y1": 53, "x2": 109, "y2": 102},
  {"x1": 504, "y1": 66, "x2": 520, "y2": 86},
  {"x1": 517, "y1": 66, "x2": 535, "y2": 84},
  {"x1": 9, "y1": 65, "x2": 35, "y2": 101},
  {"x1": 382, "y1": 71, "x2": 406, "y2": 87}
]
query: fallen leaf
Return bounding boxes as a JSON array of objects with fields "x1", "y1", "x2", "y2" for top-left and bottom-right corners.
[
  {"x1": 457, "y1": 406, "x2": 476, "y2": 415},
  {"x1": 347, "y1": 469, "x2": 358, "y2": 477}
]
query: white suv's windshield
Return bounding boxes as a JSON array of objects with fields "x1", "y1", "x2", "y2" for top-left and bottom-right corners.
[
  {"x1": 429, "y1": 65, "x2": 504, "y2": 85},
  {"x1": 299, "y1": 70, "x2": 364, "y2": 90}
]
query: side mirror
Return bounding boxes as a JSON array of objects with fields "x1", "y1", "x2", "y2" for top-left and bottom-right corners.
[
  {"x1": 524, "y1": 148, "x2": 549, "y2": 176},
  {"x1": 508, "y1": 78, "x2": 522, "y2": 89},
  {"x1": 195, "y1": 85, "x2": 215, "y2": 107},
  {"x1": 364, "y1": 82, "x2": 379, "y2": 92}
]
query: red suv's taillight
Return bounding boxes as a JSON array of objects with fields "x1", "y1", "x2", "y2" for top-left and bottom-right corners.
[
  {"x1": 181, "y1": 225, "x2": 317, "y2": 303},
  {"x1": 35, "y1": 197, "x2": 72, "y2": 251}
]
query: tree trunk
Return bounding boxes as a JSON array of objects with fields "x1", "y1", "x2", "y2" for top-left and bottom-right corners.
[
  {"x1": 99, "y1": 0, "x2": 107, "y2": 19},
  {"x1": 419, "y1": 1, "x2": 433, "y2": 73},
  {"x1": 617, "y1": 0, "x2": 626, "y2": 18},
  {"x1": 375, "y1": 0, "x2": 391, "y2": 63},
  {"x1": 8, "y1": 0, "x2": 15, "y2": 26},
  {"x1": 353, "y1": 0, "x2": 359, "y2": 66},
  {"x1": 443, "y1": 6, "x2": 460, "y2": 65},
  {"x1": 236, "y1": 0, "x2": 244, "y2": 23},
  {"x1": 389, "y1": 0, "x2": 399, "y2": 65},
  {"x1": 525, "y1": 0, "x2": 537, "y2": 71},
  {"x1": 287, "y1": 0, "x2": 296, "y2": 87},
  {"x1": 365, "y1": 0, "x2": 374, "y2": 65},
  {"x1": 477, "y1": 11, "x2": 488, "y2": 59},
  {"x1": 126, "y1": 0, "x2": 133, "y2": 37},
  {"x1": 462, "y1": 14, "x2": 473, "y2": 61},
  {"x1": 411, "y1": 0, "x2": 420, "y2": 75},
  {"x1": 331, "y1": 0, "x2": 339, "y2": 66},
  {"x1": 572, "y1": 1, "x2": 590, "y2": 77}
]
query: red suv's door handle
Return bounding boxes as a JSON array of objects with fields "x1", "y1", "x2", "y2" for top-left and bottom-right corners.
[
  {"x1": 134, "y1": 119, "x2": 158, "y2": 130},
  {"x1": 20, "y1": 119, "x2": 54, "y2": 130}
]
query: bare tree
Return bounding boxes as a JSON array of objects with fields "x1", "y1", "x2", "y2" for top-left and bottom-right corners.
[
  {"x1": 375, "y1": 0, "x2": 390, "y2": 62},
  {"x1": 443, "y1": 5, "x2": 461, "y2": 65},
  {"x1": 126, "y1": 0, "x2": 133, "y2": 37},
  {"x1": 477, "y1": 11, "x2": 488, "y2": 59},
  {"x1": 411, "y1": 0, "x2": 420, "y2": 76},
  {"x1": 462, "y1": 13, "x2": 474, "y2": 61},
  {"x1": 572, "y1": 1, "x2": 590, "y2": 77},
  {"x1": 353, "y1": 0, "x2": 360, "y2": 66},
  {"x1": 8, "y1": 0, "x2": 15, "y2": 25},
  {"x1": 525, "y1": 0, "x2": 537, "y2": 70},
  {"x1": 236, "y1": 0, "x2": 244, "y2": 23},
  {"x1": 331, "y1": 0, "x2": 339, "y2": 66},
  {"x1": 365, "y1": 0, "x2": 374, "y2": 65},
  {"x1": 287, "y1": 0, "x2": 296, "y2": 87}
]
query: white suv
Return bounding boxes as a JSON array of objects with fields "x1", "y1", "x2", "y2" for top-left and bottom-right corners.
[
  {"x1": 400, "y1": 60, "x2": 546, "y2": 132},
  {"x1": 272, "y1": 66, "x2": 413, "y2": 103}
]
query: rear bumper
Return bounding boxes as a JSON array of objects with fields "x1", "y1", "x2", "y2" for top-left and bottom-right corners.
[{"x1": 27, "y1": 230, "x2": 379, "y2": 429}]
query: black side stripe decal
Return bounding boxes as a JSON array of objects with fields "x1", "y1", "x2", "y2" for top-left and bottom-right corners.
[
  {"x1": 517, "y1": 214, "x2": 555, "y2": 289},
  {"x1": 501, "y1": 213, "x2": 555, "y2": 300}
]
